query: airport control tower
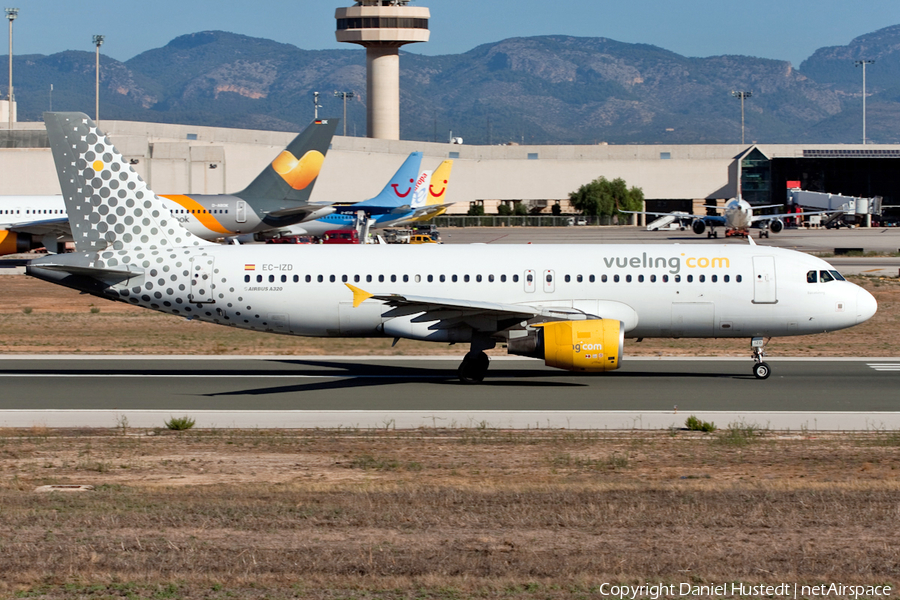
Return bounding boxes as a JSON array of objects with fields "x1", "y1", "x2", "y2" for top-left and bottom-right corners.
[{"x1": 335, "y1": 0, "x2": 430, "y2": 140}]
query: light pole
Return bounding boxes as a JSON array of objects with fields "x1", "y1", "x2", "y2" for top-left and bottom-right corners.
[
  {"x1": 855, "y1": 59, "x2": 874, "y2": 144},
  {"x1": 731, "y1": 90, "x2": 752, "y2": 144},
  {"x1": 333, "y1": 90, "x2": 354, "y2": 136},
  {"x1": 6, "y1": 7, "x2": 17, "y2": 130},
  {"x1": 92, "y1": 35, "x2": 104, "y2": 123}
]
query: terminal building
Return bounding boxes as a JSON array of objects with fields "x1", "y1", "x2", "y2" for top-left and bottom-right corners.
[{"x1": 0, "y1": 119, "x2": 897, "y2": 223}]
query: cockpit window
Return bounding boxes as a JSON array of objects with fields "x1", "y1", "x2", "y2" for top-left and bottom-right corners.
[
  {"x1": 830, "y1": 270, "x2": 846, "y2": 281},
  {"x1": 807, "y1": 270, "x2": 817, "y2": 283},
  {"x1": 819, "y1": 270, "x2": 834, "y2": 283}
]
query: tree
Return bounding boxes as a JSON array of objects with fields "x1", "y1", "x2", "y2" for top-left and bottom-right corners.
[
  {"x1": 551, "y1": 202, "x2": 562, "y2": 216},
  {"x1": 568, "y1": 176, "x2": 644, "y2": 217},
  {"x1": 467, "y1": 203, "x2": 485, "y2": 216},
  {"x1": 497, "y1": 203, "x2": 513, "y2": 216},
  {"x1": 513, "y1": 202, "x2": 529, "y2": 216}
]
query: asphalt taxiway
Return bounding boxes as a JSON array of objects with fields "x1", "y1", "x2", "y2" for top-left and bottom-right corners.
[{"x1": 1, "y1": 356, "x2": 898, "y2": 430}]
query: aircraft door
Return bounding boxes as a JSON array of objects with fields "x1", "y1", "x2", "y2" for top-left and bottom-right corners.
[
  {"x1": 524, "y1": 269, "x2": 536, "y2": 293},
  {"x1": 189, "y1": 256, "x2": 215, "y2": 304},
  {"x1": 752, "y1": 256, "x2": 777, "y2": 304},
  {"x1": 236, "y1": 200, "x2": 247, "y2": 223},
  {"x1": 543, "y1": 269, "x2": 555, "y2": 293}
]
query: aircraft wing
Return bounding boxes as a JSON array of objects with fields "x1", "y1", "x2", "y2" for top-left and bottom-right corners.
[
  {"x1": 387, "y1": 203, "x2": 455, "y2": 227},
  {"x1": 2, "y1": 217, "x2": 70, "y2": 236},
  {"x1": 750, "y1": 210, "x2": 832, "y2": 223},
  {"x1": 346, "y1": 284, "x2": 612, "y2": 334}
]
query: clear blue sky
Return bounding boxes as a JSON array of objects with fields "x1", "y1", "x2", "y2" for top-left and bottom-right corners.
[{"x1": 8, "y1": 0, "x2": 900, "y2": 67}]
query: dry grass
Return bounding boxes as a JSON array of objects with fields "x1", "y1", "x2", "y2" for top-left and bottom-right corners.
[
  {"x1": 1, "y1": 274, "x2": 899, "y2": 356},
  {"x1": 1, "y1": 428, "x2": 900, "y2": 598}
]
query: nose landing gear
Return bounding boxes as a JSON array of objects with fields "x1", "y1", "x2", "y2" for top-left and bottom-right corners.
[{"x1": 751, "y1": 337, "x2": 771, "y2": 379}]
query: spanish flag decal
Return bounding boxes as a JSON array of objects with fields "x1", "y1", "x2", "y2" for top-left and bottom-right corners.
[{"x1": 244, "y1": 264, "x2": 255, "y2": 271}]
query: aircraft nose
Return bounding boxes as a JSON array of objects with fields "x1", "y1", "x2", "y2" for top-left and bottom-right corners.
[{"x1": 856, "y1": 287, "x2": 877, "y2": 324}]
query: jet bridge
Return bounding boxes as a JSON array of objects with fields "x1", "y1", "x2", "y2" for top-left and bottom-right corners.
[{"x1": 786, "y1": 188, "x2": 882, "y2": 227}]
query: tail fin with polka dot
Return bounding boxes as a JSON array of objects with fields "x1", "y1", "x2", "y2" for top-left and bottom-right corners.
[{"x1": 44, "y1": 112, "x2": 211, "y2": 253}]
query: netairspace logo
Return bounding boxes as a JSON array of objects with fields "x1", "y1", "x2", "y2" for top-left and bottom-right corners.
[{"x1": 596, "y1": 582, "x2": 891, "y2": 599}]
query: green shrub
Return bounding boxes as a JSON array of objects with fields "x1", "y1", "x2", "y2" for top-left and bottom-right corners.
[
  {"x1": 165, "y1": 416, "x2": 196, "y2": 431},
  {"x1": 685, "y1": 415, "x2": 716, "y2": 432}
]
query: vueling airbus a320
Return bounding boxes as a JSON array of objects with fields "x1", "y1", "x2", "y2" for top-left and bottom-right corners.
[{"x1": 29, "y1": 113, "x2": 877, "y2": 382}]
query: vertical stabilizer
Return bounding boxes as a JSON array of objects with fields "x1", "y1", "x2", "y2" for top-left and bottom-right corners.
[
  {"x1": 354, "y1": 152, "x2": 423, "y2": 208},
  {"x1": 426, "y1": 160, "x2": 453, "y2": 206},
  {"x1": 44, "y1": 112, "x2": 209, "y2": 252},
  {"x1": 237, "y1": 118, "x2": 339, "y2": 210}
]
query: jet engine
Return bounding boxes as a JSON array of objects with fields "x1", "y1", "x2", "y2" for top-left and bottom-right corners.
[
  {"x1": 769, "y1": 219, "x2": 784, "y2": 234},
  {"x1": 0, "y1": 230, "x2": 42, "y2": 256},
  {"x1": 691, "y1": 219, "x2": 706, "y2": 235},
  {"x1": 507, "y1": 319, "x2": 623, "y2": 372}
]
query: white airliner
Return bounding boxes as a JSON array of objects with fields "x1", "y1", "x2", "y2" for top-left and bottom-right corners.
[
  {"x1": 28, "y1": 113, "x2": 877, "y2": 382},
  {"x1": 627, "y1": 197, "x2": 827, "y2": 239},
  {"x1": 0, "y1": 118, "x2": 339, "y2": 255}
]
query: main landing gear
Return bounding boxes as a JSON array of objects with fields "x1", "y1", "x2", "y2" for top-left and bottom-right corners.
[
  {"x1": 457, "y1": 335, "x2": 495, "y2": 384},
  {"x1": 458, "y1": 350, "x2": 490, "y2": 384},
  {"x1": 751, "y1": 337, "x2": 770, "y2": 379}
]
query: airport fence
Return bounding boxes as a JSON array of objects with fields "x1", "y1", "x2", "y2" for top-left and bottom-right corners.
[{"x1": 432, "y1": 215, "x2": 623, "y2": 228}]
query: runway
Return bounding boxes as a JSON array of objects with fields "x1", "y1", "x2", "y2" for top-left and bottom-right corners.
[{"x1": 1, "y1": 356, "x2": 898, "y2": 430}]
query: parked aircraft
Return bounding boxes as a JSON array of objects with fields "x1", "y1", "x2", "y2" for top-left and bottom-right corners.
[
  {"x1": 0, "y1": 118, "x2": 339, "y2": 254},
  {"x1": 290, "y1": 154, "x2": 454, "y2": 238},
  {"x1": 29, "y1": 113, "x2": 877, "y2": 383},
  {"x1": 626, "y1": 197, "x2": 828, "y2": 239}
]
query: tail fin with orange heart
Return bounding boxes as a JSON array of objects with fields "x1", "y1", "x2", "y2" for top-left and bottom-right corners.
[{"x1": 236, "y1": 118, "x2": 339, "y2": 210}]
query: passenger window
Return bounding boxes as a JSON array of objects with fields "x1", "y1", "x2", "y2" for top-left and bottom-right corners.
[
  {"x1": 342, "y1": 275, "x2": 348, "y2": 283},
  {"x1": 675, "y1": 275, "x2": 681, "y2": 283},
  {"x1": 687, "y1": 275, "x2": 693, "y2": 283},
  {"x1": 736, "y1": 275, "x2": 742, "y2": 283},
  {"x1": 488, "y1": 274, "x2": 494, "y2": 282},
  {"x1": 440, "y1": 275, "x2": 446, "y2": 282},
  {"x1": 500, "y1": 274, "x2": 506, "y2": 283},
  {"x1": 602, "y1": 275, "x2": 608, "y2": 283},
  {"x1": 452, "y1": 275, "x2": 458, "y2": 282},
  {"x1": 306, "y1": 275, "x2": 312, "y2": 283},
  {"x1": 330, "y1": 275, "x2": 336, "y2": 283},
  {"x1": 546, "y1": 274, "x2": 553, "y2": 283},
  {"x1": 662, "y1": 274, "x2": 669, "y2": 283},
  {"x1": 354, "y1": 275, "x2": 360, "y2": 283},
  {"x1": 244, "y1": 275, "x2": 250, "y2": 283},
  {"x1": 464, "y1": 275, "x2": 470, "y2": 282},
  {"x1": 577, "y1": 275, "x2": 583, "y2": 283},
  {"x1": 474, "y1": 274, "x2": 481, "y2": 282},
  {"x1": 589, "y1": 275, "x2": 595, "y2": 283},
  {"x1": 403, "y1": 275, "x2": 409, "y2": 283},
  {"x1": 699, "y1": 275, "x2": 705, "y2": 283},
  {"x1": 281, "y1": 275, "x2": 287, "y2": 283},
  {"x1": 711, "y1": 275, "x2": 717, "y2": 283},
  {"x1": 819, "y1": 270, "x2": 834, "y2": 283},
  {"x1": 650, "y1": 275, "x2": 656, "y2": 283},
  {"x1": 638, "y1": 275, "x2": 644, "y2": 283},
  {"x1": 625, "y1": 275, "x2": 632, "y2": 283},
  {"x1": 269, "y1": 275, "x2": 275, "y2": 283},
  {"x1": 724, "y1": 275, "x2": 729, "y2": 283},
  {"x1": 427, "y1": 275, "x2": 433, "y2": 283},
  {"x1": 318, "y1": 275, "x2": 324, "y2": 283},
  {"x1": 614, "y1": 275, "x2": 620, "y2": 283},
  {"x1": 513, "y1": 274, "x2": 519, "y2": 283},
  {"x1": 526, "y1": 274, "x2": 533, "y2": 283},
  {"x1": 415, "y1": 275, "x2": 421, "y2": 283},
  {"x1": 257, "y1": 275, "x2": 263, "y2": 283},
  {"x1": 807, "y1": 270, "x2": 817, "y2": 283},
  {"x1": 366, "y1": 275, "x2": 372, "y2": 283},
  {"x1": 564, "y1": 275, "x2": 571, "y2": 283},
  {"x1": 379, "y1": 275, "x2": 384, "y2": 283},
  {"x1": 391, "y1": 275, "x2": 397, "y2": 283}
]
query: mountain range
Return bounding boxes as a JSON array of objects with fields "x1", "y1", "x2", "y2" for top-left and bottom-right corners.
[{"x1": 8, "y1": 26, "x2": 900, "y2": 145}]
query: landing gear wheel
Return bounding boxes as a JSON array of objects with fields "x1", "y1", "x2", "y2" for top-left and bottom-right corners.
[
  {"x1": 753, "y1": 361, "x2": 771, "y2": 379},
  {"x1": 458, "y1": 351, "x2": 489, "y2": 384}
]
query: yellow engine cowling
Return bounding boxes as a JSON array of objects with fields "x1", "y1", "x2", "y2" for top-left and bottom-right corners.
[
  {"x1": 508, "y1": 319, "x2": 624, "y2": 372},
  {"x1": 0, "y1": 230, "x2": 32, "y2": 255}
]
